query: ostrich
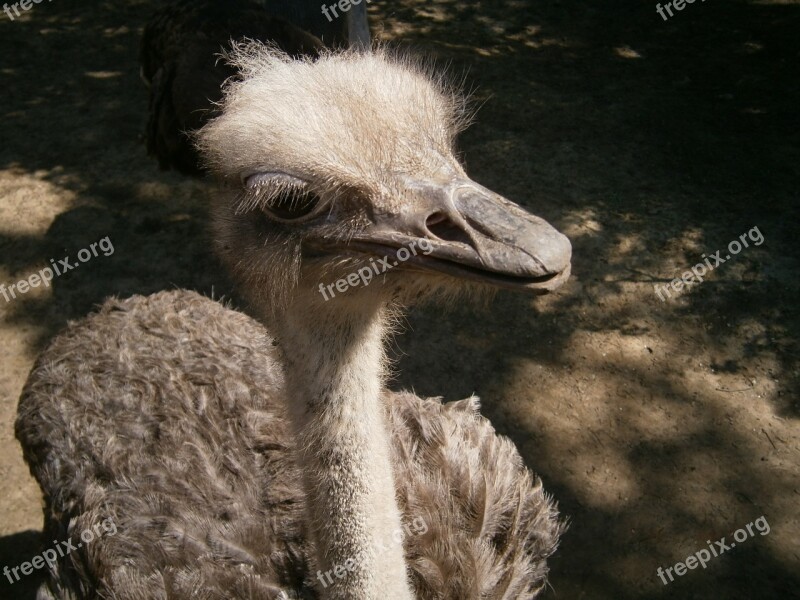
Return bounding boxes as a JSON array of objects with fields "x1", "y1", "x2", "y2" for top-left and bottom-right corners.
[
  {"x1": 141, "y1": 0, "x2": 368, "y2": 175},
  {"x1": 16, "y1": 46, "x2": 571, "y2": 599}
]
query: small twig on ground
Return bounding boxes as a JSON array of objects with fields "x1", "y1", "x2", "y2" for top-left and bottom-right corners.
[{"x1": 761, "y1": 428, "x2": 777, "y2": 450}]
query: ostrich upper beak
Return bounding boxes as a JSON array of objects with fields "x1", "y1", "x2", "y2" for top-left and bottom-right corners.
[{"x1": 332, "y1": 178, "x2": 572, "y2": 294}]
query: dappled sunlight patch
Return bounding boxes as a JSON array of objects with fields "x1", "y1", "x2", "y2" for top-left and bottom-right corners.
[
  {"x1": 507, "y1": 387, "x2": 644, "y2": 510},
  {"x1": 133, "y1": 179, "x2": 208, "y2": 205},
  {"x1": 668, "y1": 226, "x2": 706, "y2": 254},
  {"x1": 0, "y1": 169, "x2": 74, "y2": 235},
  {"x1": 102, "y1": 25, "x2": 130, "y2": 37},
  {"x1": 560, "y1": 207, "x2": 604, "y2": 240},
  {"x1": 414, "y1": 4, "x2": 450, "y2": 23},
  {"x1": 606, "y1": 232, "x2": 648, "y2": 266},
  {"x1": 497, "y1": 309, "x2": 795, "y2": 591},
  {"x1": 0, "y1": 269, "x2": 53, "y2": 309},
  {"x1": 614, "y1": 46, "x2": 643, "y2": 59},
  {"x1": 84, "y1": 70, "x2": 122, "y2": 79},
  {"x1": 373, "y1": 0, "x2": 577, "y2": 55},
  {"x1": 566, "y1": 447, "x2": 642, "y2": 510},
  {"x1": 515, "y1": 35, "x2": 574, "y2": 50}
]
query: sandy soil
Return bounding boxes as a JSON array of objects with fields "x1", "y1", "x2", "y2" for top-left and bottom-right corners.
[{"x1": 0, "y1": 1, "x2": 798, "y2": 598}]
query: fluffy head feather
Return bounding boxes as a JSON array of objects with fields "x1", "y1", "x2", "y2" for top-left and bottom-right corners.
[{"x1": 197, "y1": 43, "x2": 472, "y2": 186}]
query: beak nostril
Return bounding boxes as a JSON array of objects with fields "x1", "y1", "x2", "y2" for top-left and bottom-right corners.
[
  {"x1": 425, "y1": 212, "x2": 473, "y2": 246},
  {"x1": 425, "y1": 212, "x2": 448, "y2": 227}
]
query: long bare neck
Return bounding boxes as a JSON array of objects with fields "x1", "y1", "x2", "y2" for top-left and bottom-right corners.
[{"x1": 275, "y1": 299, "x2": 412, "y2": 600}]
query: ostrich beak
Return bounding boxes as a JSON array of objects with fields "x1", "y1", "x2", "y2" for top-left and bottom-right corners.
[{"x1": 336, "y1": 179, "x2": 572, "y2": 294}]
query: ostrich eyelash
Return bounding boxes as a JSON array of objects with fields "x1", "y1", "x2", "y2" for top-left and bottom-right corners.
[
  {"x1": 237, "y1": 175, "x2": 323, "y2": 222},
  {"x1": 236, "y1": 173, "x2": 307, "y2": 213}
]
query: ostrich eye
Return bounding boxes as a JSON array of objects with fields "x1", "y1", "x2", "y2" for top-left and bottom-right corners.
[
  {"x1": 242, "y1": 172, "x2": 324, "y2": 223},
  {"x1": 265, "y1": 188, "x2": 321, "y2": 221}
]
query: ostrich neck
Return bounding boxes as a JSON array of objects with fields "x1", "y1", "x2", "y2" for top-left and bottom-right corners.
[{"x1": 275, "y1": 302, "x2": 413, "y2": 600}]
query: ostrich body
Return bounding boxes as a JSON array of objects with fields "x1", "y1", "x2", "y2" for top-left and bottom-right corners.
[{"x1": 17, "y1": 47, "x2": 571, "y2": 599}]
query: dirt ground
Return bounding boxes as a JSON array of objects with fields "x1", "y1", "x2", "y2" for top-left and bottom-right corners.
[{"x1": 0, "y1": 1, "x2": 798, "y2": 598}]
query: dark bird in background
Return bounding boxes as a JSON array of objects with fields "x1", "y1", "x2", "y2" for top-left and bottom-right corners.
[{"x1": 140, "y1": 0, "x2": 369, "y2": 175}]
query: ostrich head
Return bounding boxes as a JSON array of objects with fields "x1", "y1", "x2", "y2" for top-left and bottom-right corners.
[{"x1": 197, "y1": 44, "x2": 571, "y2": 322}]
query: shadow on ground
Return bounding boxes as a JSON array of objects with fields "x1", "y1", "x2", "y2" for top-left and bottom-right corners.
[{"x1": 0, "y1": 530, "x2": 44, "y2": 599}]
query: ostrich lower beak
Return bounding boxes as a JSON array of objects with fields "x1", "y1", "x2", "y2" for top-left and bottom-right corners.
[{"x1": 334, "y1": 179, "x2": 572, "y2": 294}]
